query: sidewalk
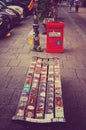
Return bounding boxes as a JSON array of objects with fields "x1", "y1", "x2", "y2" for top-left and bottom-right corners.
[{"x1": 0, "y1": 5, "x2": 86, "y2": 130}]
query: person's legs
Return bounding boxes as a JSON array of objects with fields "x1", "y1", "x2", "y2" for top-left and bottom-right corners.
[
  {"x1": 75, "y1": 4, "x2": 79, "y2": 12},
  {"x1": 69, "y1": 3, "x2": 72, "y2": 12}
]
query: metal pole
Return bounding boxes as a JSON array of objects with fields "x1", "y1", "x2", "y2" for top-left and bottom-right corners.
[{"x1": 33, "y1": 0, "x2": 40, "y2": 51}]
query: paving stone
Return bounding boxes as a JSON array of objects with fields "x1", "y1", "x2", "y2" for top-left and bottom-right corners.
[
  {"x1": 7, "y1": 75, "x2": 25, "y2": 89},
  {"x1": 0, "y1": 67, "x2": 10, "y2": 76},
  {"x1": 0, "y1": 48, "x2": 9, "y2": 53},
  {"x1": 17, "y1": 48, "x2": 30, "y2": 54},
  {"x1": 61, "y1": 78, "x2": 86, "y2": 123},
  {"x1": 17, "y1": 54, "x2": 32, "y2": 60},
  {"x1": 63, "y1": 60, "x2": 76, "y2": 69},
  {"x1": 0, "y1": 54, "x2": 18, "y2": 59},
  {"x1": 7, "y1": 67, "x2": 28, "y2": 76},
  {"x1": 0, "y1": 118, "x2": 10, "y2": 129},
  {"x1": 0, "y1": 76, "x2": 12, "y2": 88},
  {"x1": 75, "y1": 69, "x2": 86, "y2": 79},
  {"x1": 10, "y1": 89, "x2": 23, "y2": 105},
  {"x1": 19, "y1": 59, "x2": 32, "y2": 67},
  {"x1": 7, "y1": 48, "x2": 19, "y2": 55},
  {"x1": 0, "y1": 105, "x2": 16, "y2": 118},
  {"x1": 0, "y1": 59, "x2": 10, "y2": 67},
  {"x1": 0, "y1": 88, "x2": 15, "y2": 105},
  {"x1": 8, "y1": 59, "x2": 20, "y2": 67},
  {"x1": 61, "y1": 68, "x2": 77, "y2": 79}
]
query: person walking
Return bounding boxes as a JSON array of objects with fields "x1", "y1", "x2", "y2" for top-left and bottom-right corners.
[
  {"x1": 74, "y1": 0, "x2": 80, "y2": 12},
  {"x1": 68, "y1": 0, "x2": 74, "y2": 12}
]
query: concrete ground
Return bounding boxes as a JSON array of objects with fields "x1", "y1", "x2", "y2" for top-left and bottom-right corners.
[{"x1": 0, "y1": 4, "x2": 86, "y2": 130}]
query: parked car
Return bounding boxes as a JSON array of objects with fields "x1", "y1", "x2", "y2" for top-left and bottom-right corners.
[
  {"x1": 7, "y1": 5, "x2": 24, "y2": 19},
  {"x1": 2, "y1": 0, "x2": 33, "y2": 17},
  {"x1": 0, "y1": 0, "x2": 24, "y2": 19},
  {"x1": 0, "y1": 14, "x2": 11, "y2": 38},
  {"x1": 0, "y1": 1, "x2": 21, "y2": 28}
]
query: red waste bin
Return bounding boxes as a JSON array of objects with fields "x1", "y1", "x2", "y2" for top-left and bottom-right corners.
[{"x1": 46, "y1": 21, "x2": 64, "y2": 53}]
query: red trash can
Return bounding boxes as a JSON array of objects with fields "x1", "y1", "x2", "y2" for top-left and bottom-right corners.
[{"x1": 46, "y1": 21, "x2": 64, "y2": 53}]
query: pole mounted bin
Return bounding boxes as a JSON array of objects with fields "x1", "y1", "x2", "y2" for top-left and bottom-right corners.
[{"x1": 46, "y1": 22, "x2": 64, "y2": 53}]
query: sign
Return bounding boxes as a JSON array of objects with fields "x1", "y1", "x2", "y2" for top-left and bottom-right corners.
[{"x1": 49, "y1": 31, "x2": 61, "y2": 37}]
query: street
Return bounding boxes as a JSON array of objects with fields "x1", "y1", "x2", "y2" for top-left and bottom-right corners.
[{"x1": 0, "y1": 5, "x2": 86, "y2": 130}]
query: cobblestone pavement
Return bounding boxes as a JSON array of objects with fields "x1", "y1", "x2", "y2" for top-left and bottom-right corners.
[{"x1": 0, "y1": 4, "x2": 86, "y2": 130}]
